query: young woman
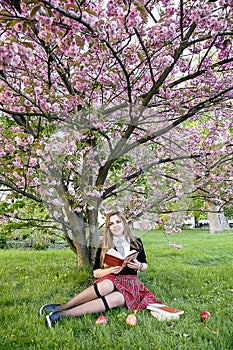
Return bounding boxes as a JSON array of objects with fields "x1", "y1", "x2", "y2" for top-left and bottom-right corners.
[{"x1": 40, "y1": 210, "x2": 157, "y2": 327}]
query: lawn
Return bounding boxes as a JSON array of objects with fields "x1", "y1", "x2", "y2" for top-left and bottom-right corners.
[{"x1": 0, "y1": 229, "x2": 232, "y2": 350}]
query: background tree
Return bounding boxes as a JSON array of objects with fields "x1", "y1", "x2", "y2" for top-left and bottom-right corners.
[{"x1": 0, "y1": 0, "x2": 232, "y2": 266}]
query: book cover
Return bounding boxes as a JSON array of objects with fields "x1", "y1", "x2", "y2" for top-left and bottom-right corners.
[
  {"x1": 147, "y1": 304, "x2": 184, "y2": 316},
  {"x1": 104, "y1": 248, "x2": 138, "y2": 267}
]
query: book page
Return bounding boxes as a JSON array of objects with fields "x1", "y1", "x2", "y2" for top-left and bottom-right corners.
[
  {"x1": 104, "y1": 249, "x2": 138, "y2": 267},
  {"x1": 122, "y1": 251, "x2": 138, "y2": 263},
  {"x1": 106, "y1": 248, "x2": 122, "y2": 258},
  {"x1": 151, "y1": 311, "x2": 180, "y2": 321},
  {"x1": 106, "y1": 248, "x2": 138, "y2": 259}
]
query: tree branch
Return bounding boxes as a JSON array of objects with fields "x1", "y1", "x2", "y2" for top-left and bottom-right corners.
[
  {"x1": 125, "y1": 84, "x2": 233, "y2": 154},
  {"x1": 142, "y1": 22, "x2": 197, "y2": 106},
  {"x1": 0, "y1": 179, "x2": 42, "y2": 202},
  {"x1": 38, "y1": 0, "x2": 94, "y2": 33},
  {"x1": 134, "y1": 27, "x2": 155, "y2": 84},
  {"x1": 102, "y1": 153, "x2": 201, "y2": 199},
  {"x1": 180, "y1": 0, "x2": 184, "y2": 41}
]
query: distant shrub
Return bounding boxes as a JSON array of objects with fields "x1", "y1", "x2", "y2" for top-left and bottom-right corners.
[{"x1": 0, "y1": 234, "x2": 7, "y2": 249}]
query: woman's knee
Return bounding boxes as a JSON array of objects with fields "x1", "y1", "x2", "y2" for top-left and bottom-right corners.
[
  {"x1": 97, "y1": 279, "x2": 114, "y2": 296},
  {"x1": 105, "y1": 291, "x2": 125, "y2": 309}
]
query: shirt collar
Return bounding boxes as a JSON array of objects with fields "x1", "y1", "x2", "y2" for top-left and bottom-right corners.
[{"x1": 112, "y1": 235, "x2": 129, "y2": 246}]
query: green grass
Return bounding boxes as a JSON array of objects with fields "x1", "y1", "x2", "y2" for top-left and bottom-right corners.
[{"x1": 0, "y1": 229, "x2": 233, "y2": 350}]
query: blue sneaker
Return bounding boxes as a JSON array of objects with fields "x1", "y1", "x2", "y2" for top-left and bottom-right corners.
[
  {"x1": 46, "y1": 312, "x2": 61, "y2": 328},
  {"x1": 39, "y1": 304, "x2": 61, "y2": 315}
]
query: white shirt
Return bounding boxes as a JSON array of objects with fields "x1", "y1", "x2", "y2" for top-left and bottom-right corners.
[{"x1": 112, "y1": 235, "x2": 130, "y2": 256}]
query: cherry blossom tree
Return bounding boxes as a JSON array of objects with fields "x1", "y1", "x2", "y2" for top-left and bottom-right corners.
[{"x1": 0, "y1": 0, "x2": 232, "y2": 265}]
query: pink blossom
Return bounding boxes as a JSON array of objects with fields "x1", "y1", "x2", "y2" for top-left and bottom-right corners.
[
  {"x1": 11, "y1": 126, "x2": 21, "y2": 132},
  {"x1": 36, "y1": 149, "x2": 44, "y2": 157},
  {"x1": 155, "y1": 218, "x2": 163, "y2": 225},
  {"x1": 169, "y1": 243, "x2": 183, "y2": 250},
  {"x1": 9, "y1": 210, "x2": 17, "y2": 218},
  {"x1": 13, "y1": 158, "x2": 23, "y2": 168},
  {"x1": 5, "y1": 143, "x2": 15, "y2": 152},
  {"x1": 65, "y1": 161, "x2": 74, "y2": 169},
  {"x1": 30, "y1": 177, "x2": 39, "y2": 186},
  {"x1": 166, "y1": 231, "x2": 172, "y2": 236},
  {"x1": 14, "y1": 22, "x2": 23, "y2": 32},
  {"x1": 87, "y1": 205, "x2": 94, "y2": 210},
  {"x1": 50, "y1": 0, "x2": 59, "y2": 6},
  {"x1": 29, "y1": 158, "x2": 38, "y2": 167},
  {"x1": 35, "y1": 87, "x2": 42, "y2": 95},
  {"x1": 73, "y1": 207, "x2": 82, "y2": 213},
  {"x1": 24, "y1": 99, "x2": 32, "y2": 107},
  {"x1": 15, "y1": 136, "x2": 23, "y2": 146},
  {"x1": 53, "y1": 211, "x2": 61, "y2": 219},
  {"x1": 0, "y1": 148, "x2": 6, "y2": 156},
  {"x1": 16, "y1": 179, "x2": 25, "y2": 187},
  {"x1": 173, "y1": 228, "x2": 182, "y2": 234},
  {"x1": 87, "y1": 189, "x2": 103, "y2": 198},
  {"x1": 13, "y1": 171, "x2": 21, "y2": 179},
  {"x1": 52, "y1": 198, "x2": 63, "y2": 207},
  {"x1": 5, "y1": 90, "x2": 13, "y2": 97},
  {"x1": 25, "y1": 136, "x2": 34, "y2": 145}
]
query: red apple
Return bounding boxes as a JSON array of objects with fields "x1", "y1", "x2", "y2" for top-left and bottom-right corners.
[
  {"x1": 200, "y1": 311, "x2": 211, "y2": 322},
  {"x1": 95, "y1": 315, "x2": 108, "y2": 324},
  {"x1": 126, "y1": 314, "x2": 138, "y2": 326}
]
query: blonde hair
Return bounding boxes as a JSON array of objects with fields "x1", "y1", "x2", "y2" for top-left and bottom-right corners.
[{"x1": 100, "y1": 210, "x2": 140, "y2": 267}]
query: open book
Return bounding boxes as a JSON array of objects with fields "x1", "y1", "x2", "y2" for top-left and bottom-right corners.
[
  {"x1": 104, "y1": 248, "x2": 138, "y2": 267},
  {"x1": 147, "y1": 303, "x2": 184, "y2": 321}
]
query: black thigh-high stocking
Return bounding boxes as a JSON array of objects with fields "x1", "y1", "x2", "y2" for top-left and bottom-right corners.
[
  {"x1": 57, "y1": 279, "x2": 115, "y2": 311},
  {"x1": 59, "y1": 291, "x2": 125, "y2": 318}
]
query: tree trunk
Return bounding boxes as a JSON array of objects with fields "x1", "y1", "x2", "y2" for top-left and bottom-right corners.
[
  {"x1": 87, "y1": 207, "x2": 100, "y2": 264},
  {"x1": 74, "y1": 240, "x2": 90, "y2": 267},
  {"x1": 206, "y1": 201, "x2": 230, "y2": 234},
  {"x1": 61, "y1": 207, "x2": 100, "y2": 267},
  {"x1": 61, "y1": 202, "x2": 90, "y2": 267}
]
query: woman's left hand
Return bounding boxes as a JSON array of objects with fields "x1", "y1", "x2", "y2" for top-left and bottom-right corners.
[{"x1": 126, "y1": 258, "x2": 141, "y2": 271}]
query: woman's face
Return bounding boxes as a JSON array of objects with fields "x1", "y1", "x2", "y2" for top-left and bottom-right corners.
[{"x1": 108, "y1": 214, "x2": 124, "y2": 237}]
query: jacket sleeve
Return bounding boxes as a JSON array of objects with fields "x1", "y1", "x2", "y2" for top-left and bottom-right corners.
[{"x1": 135, "y1": 237, "x2": 147, "y2": 263}]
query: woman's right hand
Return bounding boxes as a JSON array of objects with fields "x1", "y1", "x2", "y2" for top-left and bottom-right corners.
[
  {"x1": 111, "y1": 266, "x2": 123, "y2": 274},
  {"x1": 93, "y1": 266, "x2": 122, "y2": 278}
]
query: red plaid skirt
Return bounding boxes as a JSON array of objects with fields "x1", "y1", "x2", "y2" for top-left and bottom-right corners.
[{"x1": 95, "y1": 274, "x2": 157, "y2": 311}]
